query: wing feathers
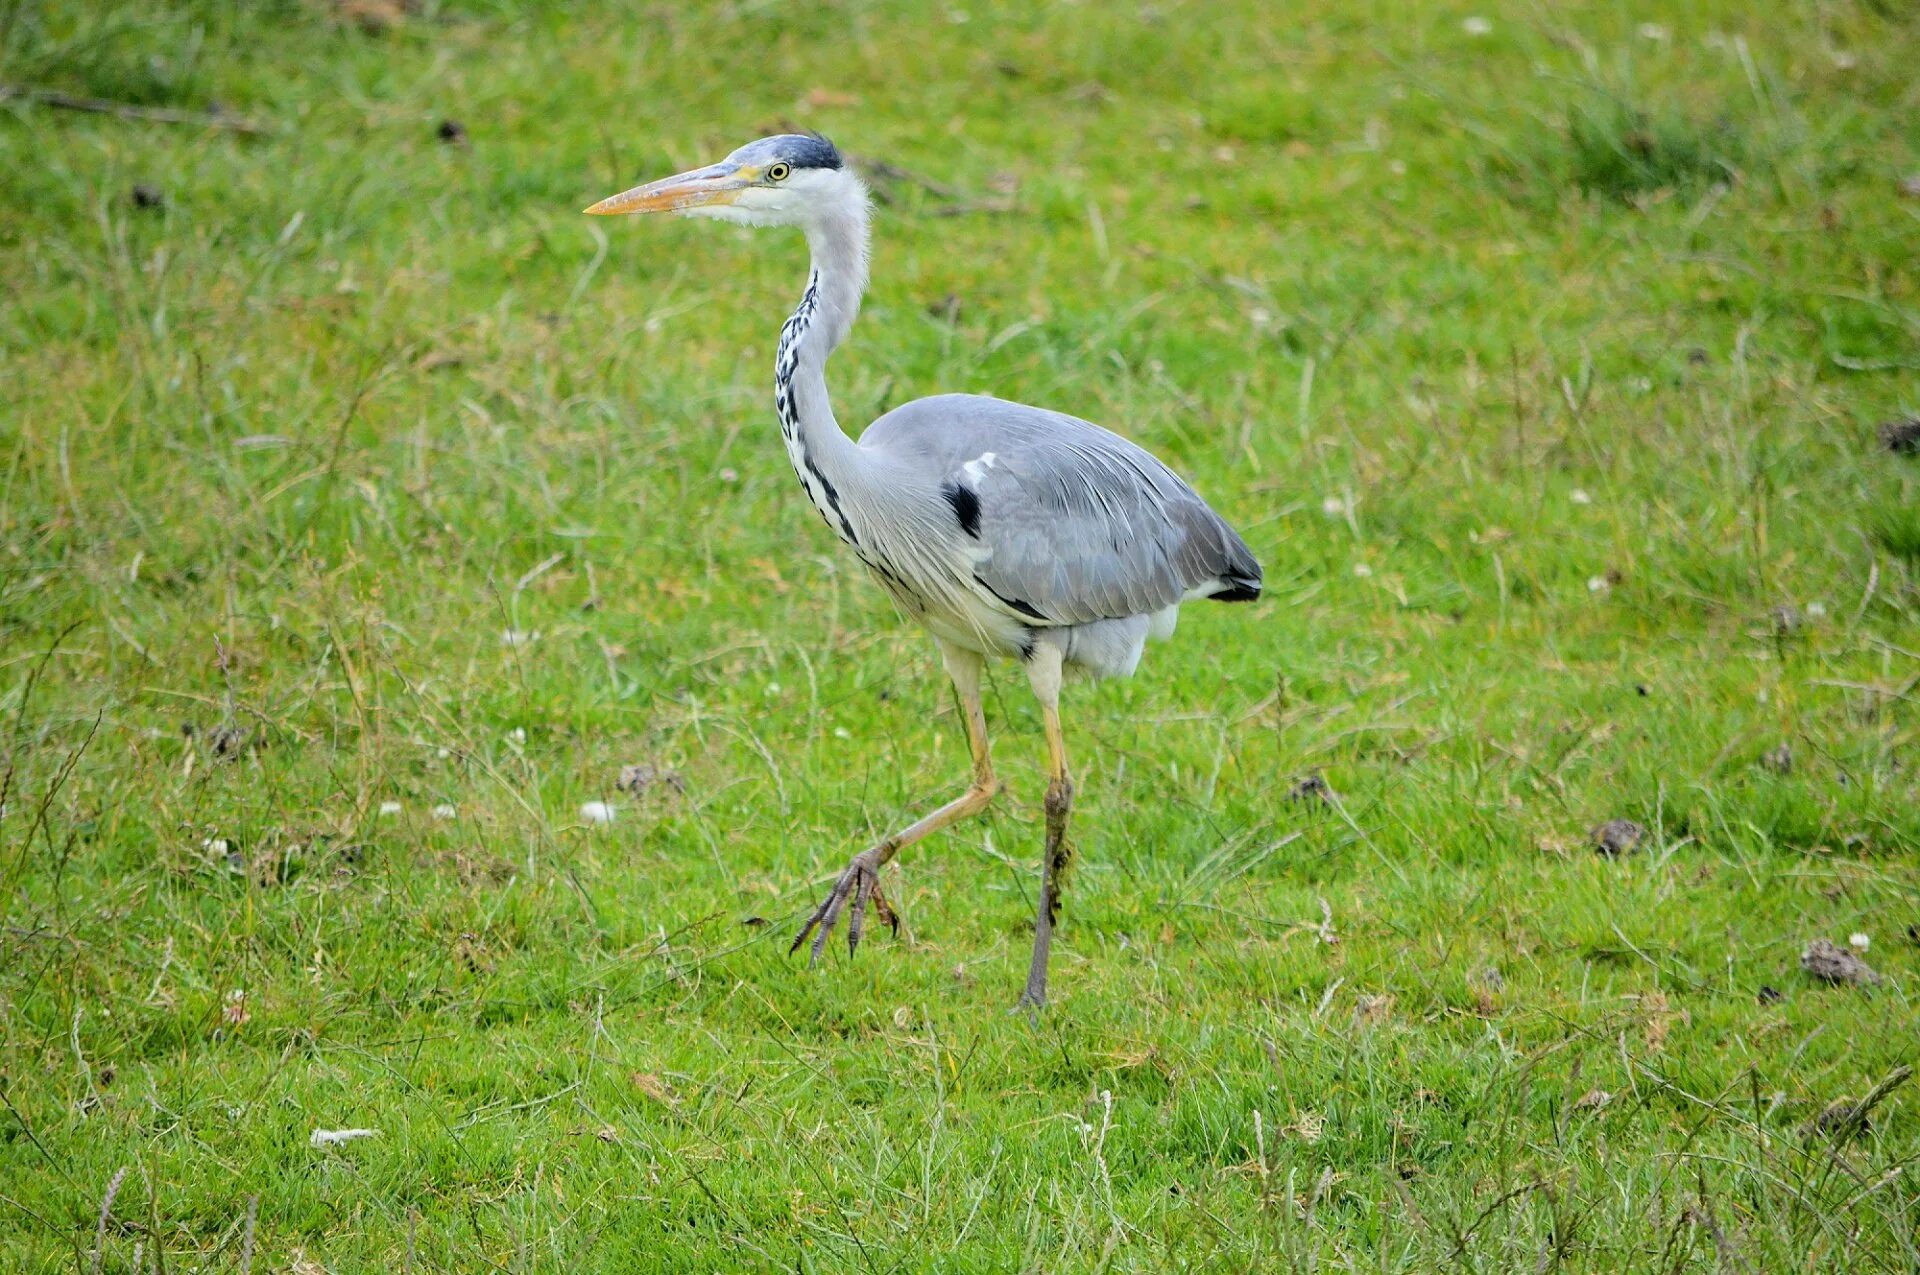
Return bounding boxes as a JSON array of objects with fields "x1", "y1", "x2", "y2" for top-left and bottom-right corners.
[{"x1": 861, "y1": 394, "x2": 1261, "y2": 626}]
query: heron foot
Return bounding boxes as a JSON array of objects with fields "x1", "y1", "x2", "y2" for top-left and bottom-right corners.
[{"x1": 789, "y1": 848, "x2": 898, "y2": 965}]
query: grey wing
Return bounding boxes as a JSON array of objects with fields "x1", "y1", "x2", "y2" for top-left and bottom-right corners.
[{"x1": 860, "y1": 394, "x2": 1261, "y2": 626}]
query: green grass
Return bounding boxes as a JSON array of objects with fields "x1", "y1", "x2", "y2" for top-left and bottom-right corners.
[{"x1": 3, "y1": 0, "x2": 1919, "y2": 1269}]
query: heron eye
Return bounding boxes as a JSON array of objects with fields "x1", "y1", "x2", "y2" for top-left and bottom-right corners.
[{"x1": 767, "y1": 162, "x2": 792, "y2": 183}]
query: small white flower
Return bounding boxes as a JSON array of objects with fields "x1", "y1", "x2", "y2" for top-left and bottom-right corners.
[
  {"x1": 1321, "y1": 495, "x2": 1347, "y2": 517},
  {"x1": 432, "y1": 804, "x2": 457, "y2": 820},
  {"x1": 500, "y1": 629, "x2": 540, "y2": 648},
  {"x1": 1805, "y1": 601, "x2": 1827, "y2": 618},
  {"x1": 436, "y1": 747, "x2": 451, "y2": 759},
  {"x1": 1637, "y1": 22, "x2": 1669, "y2": 41},
  {"x1": 202, "y1": 837, "x2": 230, "y2": 854},
  {"x1": 764, "y1": 682, "x2": 782, "y2": 696},
  {"x1": 1587, "y1": 576, "x2": 1610, "y2": 593},
  {"x1": 717, "y1": 467, "x2": 739, "y2": 484},
  {"x1": 506, "y1": 727, "x2": 527, "y2": 745},
  {"x1": 579, "y1": 801, "x2": 617, "y2": 825},
  {"x1": 1850, "y1": 932, "x2": 1870, "y2": 952},
  {"x1": 1462, "y1": 16, "x2": 1492, "y2": 35},
  {"x1": 1248, "y1": 307, "x2": 1274, "y2": 329},
  {"x1": 1352, "y1": 563, "x2": 1373, "y2": 578},
  {"x1": 378, "y1": 801, "x2": 403, "y2": 816},
  {"x1": 1570, "y1": 489, "x2": 1592, "y2": 505},
  {"x1": 833, "y1": 727, "x2": 852, "y2": 740}
]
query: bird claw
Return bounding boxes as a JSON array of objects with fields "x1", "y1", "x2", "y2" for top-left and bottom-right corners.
[{"x1": 790, "y1": 850, "x2": 898, "y2": 965}]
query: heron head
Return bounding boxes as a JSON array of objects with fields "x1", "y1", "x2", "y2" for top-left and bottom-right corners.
[{"x1": 585, "y1": 133, "x2": 855, "y2": 227}]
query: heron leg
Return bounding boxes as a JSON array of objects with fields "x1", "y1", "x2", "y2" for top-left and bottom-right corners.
[
  {"x1": 791, "y1": 641, "x2": 997, "y2": 964},
  {"x1": 1019, "y1": 644, "x2": 1073, "y2": 1011}
]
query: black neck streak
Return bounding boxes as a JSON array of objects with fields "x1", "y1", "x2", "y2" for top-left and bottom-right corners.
[{"x1": 775, "y1": 273, "x2": 862, "y2": 551}]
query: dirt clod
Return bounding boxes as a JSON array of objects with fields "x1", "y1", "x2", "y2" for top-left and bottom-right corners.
[
  {"x1": 1760, "y1": 743, "x2": 1792, "y2": 775},
  {"x1": 617, "y1": 763, "x2": 685, "y2": 795},
  {"x1": 1880, "y1": 417, "x2": 1920, "y2": 456},
  {"x1": 131, "y1": 183, "x2": 164, "y2": 209},
  {"x1": 1286, "y1": 772, "x2": 1333, "y2": 805},
  {"x1": 436, "y1": 119, "x2": 468, "y2": 146},
  {"x1": 1591, "y1": 819, "x2": 1645, "y2": 856},
  {"x1": 336, "y1": 0, "x2": 404, "y2": 34},
  {"x1": 1810, "y1": 1099, "x2": 1860, "y2": 1138},
  {"x1": 1800, "y1": 938, "x2": 1880, "y2": 986},
  {"x1": 1757, "y1": 984, "x2": 1783, "y2": 1004},
  {"x1": 1805, "y1": 1066, "x2": 1912, "y2": 1142}
]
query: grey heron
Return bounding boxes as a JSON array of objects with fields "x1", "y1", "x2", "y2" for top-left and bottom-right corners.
[{"x1": 587, "y1": 134, "x2": 1260, "y2": 1008}]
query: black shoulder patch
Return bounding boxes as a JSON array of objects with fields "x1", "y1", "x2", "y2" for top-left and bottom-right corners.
[{"x1": 941, "y1": 481, "x2": 982, "y2": 538}]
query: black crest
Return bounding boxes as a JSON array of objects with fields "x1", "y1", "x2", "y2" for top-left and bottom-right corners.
[{"x1": 781, "y1": 133, "x2": 843, "y2": 171}]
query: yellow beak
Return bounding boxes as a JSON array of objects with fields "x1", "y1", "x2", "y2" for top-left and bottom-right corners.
[{"x1": 584, "y1": 162, "x2": 749, "y2": 216}]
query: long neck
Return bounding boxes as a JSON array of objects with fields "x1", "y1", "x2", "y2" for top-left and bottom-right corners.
[{"x1": 775, "y1": 191, "x2": 873, "y2": 541}]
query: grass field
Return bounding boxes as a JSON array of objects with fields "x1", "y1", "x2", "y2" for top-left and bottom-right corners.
[{"x1": 4, "y1": 0, "x2": 1920, "y2": 1268}]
